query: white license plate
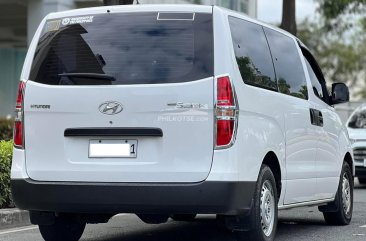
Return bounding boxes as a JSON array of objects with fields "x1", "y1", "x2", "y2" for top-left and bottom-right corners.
[{"x1": 89, "y1": 139, "x2": 137, "y2": 158}]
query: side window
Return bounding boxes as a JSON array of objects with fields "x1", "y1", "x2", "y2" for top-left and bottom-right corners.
[
  {"x1": 228, "y1": 17, "x2": 277, "y2": 91},
  {"x1": 264, "y1": 28, "x2": 308, "y2": 100},
  {"x1": 304, "y1": 58, "x2": 324, "y2": 100}
]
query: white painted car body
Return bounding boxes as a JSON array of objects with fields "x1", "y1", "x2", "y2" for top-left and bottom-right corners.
[{"x1": 11, "y1": 4, "x2": 353, "y2": 213}]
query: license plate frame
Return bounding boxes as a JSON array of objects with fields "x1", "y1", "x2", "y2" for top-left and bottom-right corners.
[{"x1": 89, "y1": 139, "x2": 137, "y2": 158}]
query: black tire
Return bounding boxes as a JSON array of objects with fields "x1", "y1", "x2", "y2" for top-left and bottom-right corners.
[
  {"x1": 170, "y1": 214, "x2": 197, "y2": 221},
  {"x1": 39, "y1": 217, "x2": 86, "y2": 241},
  {"x1": 358, "y1": 177, "x2": 366, "y2": 184},
  {"x1": 322, "y1": 162, "x2": 353, "y2": 225},
  {"x1": 236, "y1": 165, "x2": 278, "y2": 241}
]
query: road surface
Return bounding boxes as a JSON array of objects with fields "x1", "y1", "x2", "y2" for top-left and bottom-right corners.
[{"x1": 1, "y1": 181, "x2": 366, "y2": 241}]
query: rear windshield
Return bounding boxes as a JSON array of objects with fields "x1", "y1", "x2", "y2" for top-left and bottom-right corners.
[
  {"x1": 29, "y1": 12, "x2": 213, "y2": 85},
  {"x1": 348, "y1": 108, "x2": 366, "y2": 129}
]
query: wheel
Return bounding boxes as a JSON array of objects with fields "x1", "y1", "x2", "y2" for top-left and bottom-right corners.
[
  {"x1": 38, "y1": 216, "x2": 86, "y2": 241},
  {"x1": 236, "y1": 165, "x2": 278, "y2": 241},
  {"x1": 358, "y1": 177, "x2": 366, "y2": 184},
  {"x1": 322, "y1": 162, "x2": 353, "y2": 225},
  {"x1": 170, "y1": 214, "x2": 197, "y2": 221}
]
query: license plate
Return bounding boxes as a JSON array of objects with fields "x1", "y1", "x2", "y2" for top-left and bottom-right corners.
[
  {"x1": 89, "y1": 139, "x2": 137, "y2": 158},
  {"x1": 364, "y1": 159, "x2": 366, "y2": 167}
]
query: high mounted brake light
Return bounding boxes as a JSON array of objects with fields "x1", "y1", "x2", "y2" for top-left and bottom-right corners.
[{"x1": 215, "y1": 76, "x2": 238, "y2": 148}]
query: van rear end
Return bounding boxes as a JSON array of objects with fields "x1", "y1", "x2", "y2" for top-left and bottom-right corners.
[{"x1": 11, "y1": 5, "x2": 253, "y2": 221}]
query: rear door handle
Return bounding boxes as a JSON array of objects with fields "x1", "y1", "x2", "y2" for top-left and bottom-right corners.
[{"x1": 310, "y1": 108, "x2": 323, "y2": 127}]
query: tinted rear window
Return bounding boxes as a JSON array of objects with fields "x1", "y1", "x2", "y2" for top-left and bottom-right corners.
[
  {"x1": 228, "y1": 16, "x2": 277, "y2": 91},
  {"x1": 263, "y1": 28, "x2": 308, "y2": 100},
  {"x1": 29, "y1": 12, "x2": 213, "y2": 85}
]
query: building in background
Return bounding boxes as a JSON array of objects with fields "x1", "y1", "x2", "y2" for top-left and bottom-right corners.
[{"x1": 0, "y1": 0, "x2": 257, "y2": 118}]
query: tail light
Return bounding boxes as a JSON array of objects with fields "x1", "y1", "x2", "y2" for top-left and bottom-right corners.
[
  {"x1": 14, "y1": 81, "x2": 25, "y2": 148},
  {"x1": 215, "y1": 76, "x2": 238, "y2": 148}
]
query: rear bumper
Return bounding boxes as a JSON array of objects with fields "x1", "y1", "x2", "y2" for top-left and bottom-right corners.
[
  {"x1": 11, "y1": 179, "x2": 255, "y2": 215},
  {"x1": 356, "y1": 166, "x2": 366, "y2": 178}
]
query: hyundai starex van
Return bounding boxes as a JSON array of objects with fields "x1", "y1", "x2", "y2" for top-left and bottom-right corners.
[{"x1": 11, "y1": 4, "x2": 354, "y2": 241}]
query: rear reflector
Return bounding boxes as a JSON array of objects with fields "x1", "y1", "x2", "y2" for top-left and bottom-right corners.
[
  {"x1": 14, "y1": 81, "x2": 25, "y2": 148},
  {"x1": 215, "y1": 76, "x2": 238, "y2": 148}
]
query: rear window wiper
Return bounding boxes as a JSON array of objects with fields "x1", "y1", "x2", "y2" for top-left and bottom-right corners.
[{"x1": 58, "y1": 73, "x2": 116, "y2": 81}]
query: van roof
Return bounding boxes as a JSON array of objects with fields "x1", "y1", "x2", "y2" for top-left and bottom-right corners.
[
  {"x1": 46, "y1": 4, "x2": 296, "y2": 42},
  {"x1": 47, "y1": 4, "x2": 213, "y2": 19}
]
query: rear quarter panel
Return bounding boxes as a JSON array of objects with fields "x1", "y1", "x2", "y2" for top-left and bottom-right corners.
[
  {"x1": 208, "y1": 7, "x2": 286, "y2": 186},
  {"x1": 339, "y1": 122, "x2": 354, "y2": 175}
]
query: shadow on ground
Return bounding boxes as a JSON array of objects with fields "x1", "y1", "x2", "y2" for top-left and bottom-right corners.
[{"x1": 81, "y1": 214, "x2": 342, "y2": 241}]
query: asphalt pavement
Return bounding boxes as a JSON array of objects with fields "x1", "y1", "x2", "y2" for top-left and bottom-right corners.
[{"x1": 1, "y1": 181, "x2": 366, "y2": 241}]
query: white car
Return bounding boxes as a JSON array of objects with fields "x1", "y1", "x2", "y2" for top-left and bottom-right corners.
[
  {"x1": 11, "y1": 4, "x2": 354, "y2": 241},
  {"x1": 346, "y1": 104, "x2": 366, "y2": 184}
]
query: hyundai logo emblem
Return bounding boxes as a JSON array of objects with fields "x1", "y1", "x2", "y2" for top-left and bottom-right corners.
[{"x1": 99, "y1": 101, "x2": 123, "y2": 115}]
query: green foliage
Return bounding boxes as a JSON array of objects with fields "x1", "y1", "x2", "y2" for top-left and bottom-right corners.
[
  {"x1": 0, "y1": 140, "x2": 13, "y2": 208},
  {"x1": 318, "y1": 0, "x2": 366, "y2": 20},
  {"x1": 316, "y1": 41, "x2": 364, "y2": 84},
  {"x1": 278, "y1": 78, "x2": 291, "y2": 95},
  {"x1": 297, "y1": 17, "x2": 366, "y2": 99},
  {"x1": 236, "y1": 57, "x2": 277, "y2": 90},
  {"x1": 317, "y1": 0, "x2": 366, "y2": 34},
  {"x1": 0, "y1": 118, "x2": 14, "y2": 141},
  {"x1": 299, "y1": 85, "x2": 309, "y2": 100}
]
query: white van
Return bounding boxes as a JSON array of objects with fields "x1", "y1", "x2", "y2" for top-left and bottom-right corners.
[
  {"x1": 11, "y1": 4, "x2": 354, "y2": 241},
  {"x1": 346, "y1": 104, "x2": 366, "y2": 184}
]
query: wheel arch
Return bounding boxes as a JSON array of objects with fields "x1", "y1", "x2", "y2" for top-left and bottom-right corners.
[
  {"x1": 344, "y1": 152, "x2": 354, "y2": 176},
  {"x1": 262, "y1": 151, "x2": 282, "y2": 199}
]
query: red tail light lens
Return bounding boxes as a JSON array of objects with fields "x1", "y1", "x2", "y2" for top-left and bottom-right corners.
[
  {"x1": 14, "y1": 121, "x2": 23, "y2": 147},
  {"x1": 16, "y1": 82, "x2": 25, "y2": 109},
  {"x1": 216, "y1": 120, "x2": 235, "y2": 146},
  {"x1": 215, "y1": 76, "x2": 237, "y2": 148},
  {"x1": 217, "y1": 76, "x2": 234, "y2": 106},
  {"x1": 14, "y1": 82, "x2": 25, "y2": 148}
]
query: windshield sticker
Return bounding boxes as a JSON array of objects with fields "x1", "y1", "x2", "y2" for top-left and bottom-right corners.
[
  {"x1": 46, "y1": 20, "x2": 61, "y2": 32},
  {"x1": 61, "y1": 16, "x2": 94, "y2": 26}
]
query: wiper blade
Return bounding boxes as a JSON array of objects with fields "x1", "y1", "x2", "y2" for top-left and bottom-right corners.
[{"x1": 58, "y1": 73, "x2": 116, "y2": 81}]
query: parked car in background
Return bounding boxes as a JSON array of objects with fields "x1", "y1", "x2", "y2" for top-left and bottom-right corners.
[
  {"x1": 347, "y1": 104, "x2": 366, "y2": 184},
  {"x1": 11, "y1": 4, "x2": 354, "y2": 241}
]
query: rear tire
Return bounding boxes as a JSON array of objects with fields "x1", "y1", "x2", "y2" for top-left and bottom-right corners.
[
  {"x1": 235, "y1": 165, "x2": 278, "y2": 241},
  {"x1": 322, "y1": 162, "x2": 353, "y2": 225},
  {"x1": 170, "y1": 214, "x2": 197, "y2": 221},
  {"x1": 38, "y1": 217, "x2": 86, "y2": 241},
  {"x1": 358, "y1": 177, "x2": 366, "y2": 184}
]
